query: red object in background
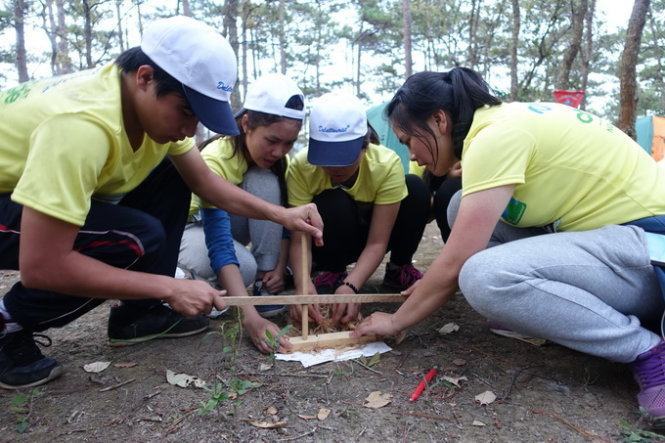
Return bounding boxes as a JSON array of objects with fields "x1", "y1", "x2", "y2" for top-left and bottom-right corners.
[
  {"x1": 409, "y1": 368, "x2": 438, "y2": 402},
  {"x1": 553, "y1": 89, "x2": 585, "y2": 108}
]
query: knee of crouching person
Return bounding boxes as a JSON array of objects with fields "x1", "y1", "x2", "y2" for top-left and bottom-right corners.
[{"x1": 458, "y1": 250, "x2": 501, "y2": 312}]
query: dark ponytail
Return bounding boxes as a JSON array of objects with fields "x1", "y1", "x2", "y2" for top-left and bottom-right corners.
[{"x1": 386, "y1": 67, "x2": 500, "y2": 161}]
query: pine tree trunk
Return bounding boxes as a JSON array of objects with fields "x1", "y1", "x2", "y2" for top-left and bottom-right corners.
[
  {"x1": 278, "y1": 0, "x2": 287, "y2": 74},
  {"x1": 43, "y1": 0, "x2": 59, "y2": 75},
  {"x1": 557, "y1": 0, "x2": 588, "y2": 89},
  {"x1": 136, "y1": 0, "x2": 143, "y2": 36},
  {"x1": 618, "y1": 0, "x2": 650, "y2": 139},
  {"x1": 223, "y1": 0, "x2": 240, "y2": 109},
  {"x1": 402, "y1": 0, "x2": 412, "y2": 78},
  {"x1": 13, "y1": 0, "x2": 29, "y2": 82},
  {"x1": 82, "y1": 0, "x2": 93, "y2": 68},
  {"x1": 56, "y1": 0, "x2": 72, "y2": 73},
  {"x1": 509, "y1": 0, "x2": 520, "y2": 101},
  {"x1": 182, "y1": 0, "x2": 191, "y2": 16},
  {"x1": 116, "y1": 0, "x2": 125, "y2": 51},
  {"x1": 579, "y1": 0, "x2": 595, "y2": 110}
]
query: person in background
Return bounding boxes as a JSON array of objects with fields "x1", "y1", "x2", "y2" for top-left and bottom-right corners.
[
  {"x1": 178, "y1": 73, "x2": 305, "y2": 352},
  {"x1": 288, "y1": 92, "x2": 429, "y2": 326}
]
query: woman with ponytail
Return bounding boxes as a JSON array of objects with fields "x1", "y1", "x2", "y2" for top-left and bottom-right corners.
[{"x1": 354, "y1": 67, "x2": 665, "y2": 425}]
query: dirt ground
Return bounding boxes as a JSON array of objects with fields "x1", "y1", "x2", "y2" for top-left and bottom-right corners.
[{"x1": 0, "y1": 222, "x2": 661, "y2": 442}]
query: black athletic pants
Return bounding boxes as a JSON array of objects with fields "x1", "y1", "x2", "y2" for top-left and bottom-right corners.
[{"x1": 0, "y1": 160, "x2": 190, "y2": 332}]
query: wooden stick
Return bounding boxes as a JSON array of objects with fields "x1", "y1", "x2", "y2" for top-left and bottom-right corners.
[
  {"x1": 289, "y1": 331, "x2": 379, "y2": 352},
  {"x1": 222, "y1": 293, "x2": 405, "y2": 306},
  {"x1": 301, "y1": 236, "x2": 309, "y2": 340}
]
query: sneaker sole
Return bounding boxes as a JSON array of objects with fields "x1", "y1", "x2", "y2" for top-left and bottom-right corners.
[
  {"x1": 108, "y1": 324, "x2": 209, "y2": 347},
  {"x1": 257, "y1": 307, "x2": 287, "y2": 319},
  {"x1": 0, "y1": 365, "x2": 64, "y2": 390}
]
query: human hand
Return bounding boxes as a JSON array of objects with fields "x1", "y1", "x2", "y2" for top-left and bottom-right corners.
[
  {"x1": 280, "y1": 204, "x2": 324, "y2": 247},
  {"x1": 244, "y1": 316, "x2": 292, "y2": 354},
  {"x1": 262, "y1": 268, "x2": 285, "y2": 294},
  {"x1": 167, "y1": 279, "x2": 226, "y2": 317},
  {"x1": 351, "y1": 312, "x2": 400, "y2": 338},
  {"x1": 331, "y1": 284, "x2": 360, "y2": 325},
  {"x1": 448, "y1": 161, "x2": 462, "y2": 178}
]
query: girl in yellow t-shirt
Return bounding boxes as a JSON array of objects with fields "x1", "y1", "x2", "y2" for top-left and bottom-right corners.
[
  {"x1": 353, "y1": 67, "x2": 665, "y2": 425},
  {"x1": 178, "y1": 73, "x2": 304, "y2": 353},
  {"x1": 287, "y1": 92, "x2": 429, "y2": 326}
]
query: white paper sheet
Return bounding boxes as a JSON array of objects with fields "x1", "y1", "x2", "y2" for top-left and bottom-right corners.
[{"x1": 275, "y1": 341, "x2": 392, "y2": 368}]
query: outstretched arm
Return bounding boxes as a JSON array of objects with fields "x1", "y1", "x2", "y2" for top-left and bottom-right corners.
[
  {"x1": 353, "y1": 185, "x2": 514, "y2": 337},
  {"x1": 171, "y1": 149, "x2": 323, "y2": 245}
]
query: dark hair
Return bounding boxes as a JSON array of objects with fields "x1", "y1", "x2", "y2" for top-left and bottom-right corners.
[
  {"x1": 386, "y1": 67, "x2": 501, "y2": 163},
  {"x1": 199, "y1": 110, "x2": 303, "y2": 205},
  {"x1": 115, "y1": 46, "x2": 184, "y2": 97}
]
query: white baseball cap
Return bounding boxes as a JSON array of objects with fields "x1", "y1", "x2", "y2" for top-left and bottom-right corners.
[
  {"x1": 242, "y1": 73, "x2": 305, "y2": 120},
  {"x1": 308, "y1": 92, "x2": 368, "y2": 167},
  {"x1": 141, "y1": 16, "x2": 239, "y2": 135}
]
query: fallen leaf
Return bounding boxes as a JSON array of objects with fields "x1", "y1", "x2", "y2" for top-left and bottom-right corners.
[
  {"x1": 452, "y1": 359, "x2": 467, "y2": 366},
  {"x1": 246, "y1": 419, "x2": 287, "y2": 429},
  {"x1": 83, "y1": 361, "x2": 111, "y2": 373},
  {"x1": 298, "y1": 414, "x2": 317, "y2": 420},
  {"x1": 438, "y1": 322, "x2": 460, "y2": 335},
  {"x1": 472, "y1": 420, "x2": 486, "y2": 427},
  {"x1": 114, "y1": 362, "x2": 137, "y2": 369},
  {"x1": 442, "y1": 375, "x2": 468, "y2": 387},
  {"x1": 259, "y1": 363, "x2": 273, "y2": 371},
  {"x1": 266, "y1": 406, "x2": 278, "y2": 416},
  {"x1": 165, "y1": 369, "x2": 206, "y2": 389},
  {"x1": 317, "y1": 407, "x2": 331, "y2": 421},
  {"x1": 475, "y1": 390, "x2": 497, "y2": 406},
  {"x1": 364, "y1": 391, "x2": 392, "y2": 409}
]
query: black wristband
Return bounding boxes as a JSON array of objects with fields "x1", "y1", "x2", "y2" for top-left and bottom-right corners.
[{"x1": 342, "y1": 281, "x2": 359, "y2": 294}]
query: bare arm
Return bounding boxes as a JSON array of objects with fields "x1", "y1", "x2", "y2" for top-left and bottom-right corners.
[
  {"x1": 171, "y1": 149, "x2": 323, "y2": 244},
  {"x1": 217, "y1": 264, "x2": 291, "y2": 353},
  {"x1": 19, "y1": 207, "x2": 225, "y2": 316},
  {"x1": 332, "y1": 202, "x2": 399, "y2": 323},
  {"x1": 353, "y1": 185, "x2": 514, "y2": 337}
]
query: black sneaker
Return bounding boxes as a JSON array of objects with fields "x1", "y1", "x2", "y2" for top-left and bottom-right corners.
[
  {"x1": 108, "y1": 303, "x2": 209, "y2": 347},
  {"x1": 0, "y1": 330, "x2": 63, "y2": 390}
]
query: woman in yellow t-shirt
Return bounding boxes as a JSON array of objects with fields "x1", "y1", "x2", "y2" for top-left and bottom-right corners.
[
  {"x1": 287, "y1": 92, "x2": 429, "y2": 325},
  {"x1": 178, "y1": 73, "x2": 304, "y2": 353},
  {"x1": 353, "y1": 67, "x2": 665, "y2": 424}
]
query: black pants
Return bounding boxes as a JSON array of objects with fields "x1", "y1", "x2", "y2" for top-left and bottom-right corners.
[
  {"x1": 0, "y1": 160, "x2": 190, "y2": 332},
  {"x1": 429, "y1": 175, "x2": 462, "y2": 242},
  {"x1": 311, "y1": 174, "x2": 429, "y2": 272}
]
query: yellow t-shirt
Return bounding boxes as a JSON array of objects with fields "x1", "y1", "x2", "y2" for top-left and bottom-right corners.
[
  {"x1": 190, "y1": 137, "x2": 247, "y2": 215},
  {"x1": 461, "y1": 102, "x2": 665, "y2": 231},
  {"x1": 287, "y1": 143, "x2": 407, "y2": 206},
  {"x1": 0, "y1": 63, "x2": 194, "y2": 226},
  {"x1": 409, "y1": 160, "x2": 426, "y2": 177}
]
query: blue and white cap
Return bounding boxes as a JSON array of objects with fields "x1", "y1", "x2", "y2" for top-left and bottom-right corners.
[
  {"x1": 307, "y1": 92, "x2": 368, "y2": 167},
  {"x1": 141, "y1": 16, "x2": 239, "y2": 135}
]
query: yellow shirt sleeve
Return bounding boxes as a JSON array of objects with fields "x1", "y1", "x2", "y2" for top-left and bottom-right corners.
[
  {"x1": 12, "y1": 115, "x2": 109, "y2": 226},
  {"x1": 374, "y1": 153, "x2": 407, "y2": 205},
  {"x1": 168, "y1": 138, "x2": 195, "y2": 156},
  {"x1": 286, "y1": 153, "x2": 315, "y2": 207},
  {"x1": 462, "y1": 125, "x2": 534, "y2": 196}
]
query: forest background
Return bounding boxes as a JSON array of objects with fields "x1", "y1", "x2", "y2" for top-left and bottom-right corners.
[{"x1": 0, "y1": 0, "x2": 662, "y2": 139}]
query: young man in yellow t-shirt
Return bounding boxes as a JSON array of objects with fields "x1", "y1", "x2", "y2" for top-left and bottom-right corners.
[{"x1": 0, "y1": 16, "x2": 322, "y2": 390}]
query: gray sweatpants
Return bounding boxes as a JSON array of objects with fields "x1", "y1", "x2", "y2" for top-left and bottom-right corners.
[
  {"x1": 447, "y1": 191, "x2": 663, "y2": 363},
  {"x1": 178, "y1": 168, "x2": 283, "y2": 288}
]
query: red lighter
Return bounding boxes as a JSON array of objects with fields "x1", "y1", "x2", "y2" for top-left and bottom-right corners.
[{"x1": 409, "y1": 368, "x2": 438, "y2": 402}]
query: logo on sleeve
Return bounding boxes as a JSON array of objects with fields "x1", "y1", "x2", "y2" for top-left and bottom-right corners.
[
  {"x1": 502, "y1": 197, "x2": 527, "y2": 225},
  {"x1": 216, "y1": 81, "x2": 233, "y2": 92}
]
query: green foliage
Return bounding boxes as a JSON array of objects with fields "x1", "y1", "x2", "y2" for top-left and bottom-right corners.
[
  {"x1": 265, "y1": 324, "x2": 292, "y2": 361},
  {"x1": 198, "y1": 378, "x2": 261, "y2": 415},
  {"x1": 9, "y1": 388, "x2": 42, "y2": 434},
  {"x1": 619, "y1": 420, "x2": 665, "y2": 442}
]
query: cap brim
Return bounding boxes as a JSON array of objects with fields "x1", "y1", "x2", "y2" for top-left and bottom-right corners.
[
  {"x1": 307, "y1": 136, "x2": 364, "y2": 167},
  {"x1": 183, "y1": 85, "x2": 239, "y2": 135}
]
